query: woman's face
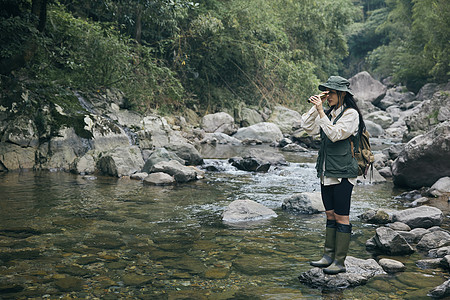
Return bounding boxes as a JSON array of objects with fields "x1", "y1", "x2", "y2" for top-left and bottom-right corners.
[{"x1": 326, "y1": 89, "x2": 346, "y2": 107}]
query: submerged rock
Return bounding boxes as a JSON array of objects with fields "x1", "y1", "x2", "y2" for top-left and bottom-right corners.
[
  {"x1": 298, "y1": 256, "x2": 386, "y2": 289},
  {"x1": 429, "y1": 279, "x2": 450, "y2": 299},
  {"x1": 222, "y1": 200, "x2": 277, "y2": 223}
]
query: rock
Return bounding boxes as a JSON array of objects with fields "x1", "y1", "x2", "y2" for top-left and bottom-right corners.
[
  {"x1": 142, "y1": 148, "x2": 185, "y2": 173},
  {"x1": 372, "y1": 227, "x2": 414, "y2": 255},
  {"x1": 358, "y1": 209, "x2": 390, "y2": 224},
  {"x1": 122, "y1": 274, "x2": 152, "y2": 286},
  {"x1": 83, "y1": 114, "x2": 130, "y2": 151},
  {"x1": 281, "y1": 192, "x2": 325, "y2": 214},
  {"x1": 349, "y1": 71, "x2": 387, "y2": 105},
  {"x1": 416, "y1": 258, "x2": 443, "y2": 269},
  {"x1": 0, "y1": 143, "x2": 36, "y2": 170},
  {"x1": 165, "y1": 143, "x2": 204, "y2": 166},
  {"x1": 429, "y1": 177, "x2": 450, "y2": 197},
  {"x1": 201, "y1": 112, "x2": 237, "y2": 135},
  {"x1": 398, "y1": 228, "x2": 429, "y2": 244},
  {"x1": 405, "y1": 196, "x2": 429, "y2": 207},
  {"x1": 72, "y1": 153, "x2": 96, "y2": 174},
  {"x1": 417, "y1": 231, "x2": 450, "y2": 252},
  {"x1": 239, "y1": 107, "x2": 264, "y2": 126},
  {"x1": 222, "y1": 199, "x2": 277, "y2": 223},
  {"x1": 386, "y1": 143, "x2": 405, "y2": 160},
  {"x1": 96, "y1": 146, "x2": 144, "y2": 177},
  {"x1": 150, "y1": 160, "x2": 197, "y2": 183},
  {"x1": 233, "y1": 254, "x2": 285, "y2": 275},
  {"x1": 278, "y1": 138, "x2": 293, "y2": 148},
  {"x1": 428, "y1": 246, "x2": 450, "y2": 258},
  {"x1": 378, "y1": 258, "x2": 406, "y2": 273},
  {"x1": 405, "y1": 85, "x2": 450, "y2": 137},
  {"x1": 392, "y1": 206, "x2": 444, "y2": 229},
  {"x1": 204, "y1": 267, "x2": 230, "y2": 279},
  {"x1": 357, "y1": 168, "x2": 387, "y2": 184},
  {"x1": 200, "y1": 132, "x2": 242, "y2": 145},
  {"x1": 365, "y1": 111, "x2": 394, "y2": 129},
  {"x1": 281, "y1": 144, "x2": 308, "y2": 152},
  {"x1": 130, "y1": 172, "x2": 148, "y2": 180},
  {"x1": 388, "y1": 222, "x2": 411, "y2": 231},
  {"x1": 2, "y1": 115, "x2": 39, "y2": 147},
  {"x1": 364, "y1": 120, "x2": 384, "y2": 137},
  {"x1": 428, "y1": 279, "x2": 450, "y2": 299},
  {"x1": 143, "y1": 172, "x2": 175, "y2": 185},
  {"x1": 55, "y1": 276, "x2": 85, "y2": 291},
  {"x1": 229, "y1": 156, "x2": 271, "y2": 172},
  {"x1": 298, "y1": 256, "x2": 386, "y2": 289},
  {"x1": 441, "y1": 255, "x2": 450, "y2": 270},
  {"x1": 378, "y1": 167, "x2": 392, "y2": 178},
  {"x1": 268, "y1": 106, "x2": 302, "y2": 134},
  {"x1": 394, "y1": 189, "x2": 422, "y2": 202},
  {"x1": 291, "y1": 129, "x2": 321, "y2": 149},
  {"x1": 233, "y1": 122, "x2": 283, "y2": 143},
  {"x1": 229, "y1": 148, "x2": 287, "y2": 172}
]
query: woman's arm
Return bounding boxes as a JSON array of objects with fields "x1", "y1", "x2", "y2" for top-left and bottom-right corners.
[
  {"x1": 301, "y1": 106, "x2": 321, "y2": 135},
  {"x1": 316, "y1": 109, "x2": 359, "y2": 142}
]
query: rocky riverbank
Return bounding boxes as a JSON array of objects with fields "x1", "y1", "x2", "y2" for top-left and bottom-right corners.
[
  {"x1": 1, "y1": 72, "x2": 448, "y2": 188},
  {"x1": 1, "y1": 72, "x2": 450, "y2": 295}
]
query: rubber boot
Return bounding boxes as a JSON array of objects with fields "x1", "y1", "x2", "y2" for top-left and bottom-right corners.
[
  {"x1": 323, "y1": 223, "x2": 351, "y2": 275},
  {"x1": 310, "y1": 220, "x2": 336, "y2": 268}
]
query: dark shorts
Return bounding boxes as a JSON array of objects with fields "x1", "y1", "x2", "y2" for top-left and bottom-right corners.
[{"x1": 320, "y1": 178, "x2": 353, "y2": 216}]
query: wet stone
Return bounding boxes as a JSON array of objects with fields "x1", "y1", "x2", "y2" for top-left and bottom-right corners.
[
  {"x1": 84, "y1": 235, "x2": 125, "y2": 249},
  {"x1": 58, "y1": 265, "x2": 91, "y2": 277},
  {"x1": 0, "y1": 283, "x2": 25, "y2": 294},
  {"x1": 122, "y1": 273, "x2": 152, "y2": 286},
  {"x1": 233, "y1": 254, "x2": 285, "y2": 275},
  {"x1": 107, "y1": 261, "x2": 128, "y2": 269},
  {"x1": 204, "y1": 267, "x2": 230, "y2": 279},
  {"x1": 55, "y1": 276, "x2": 85, "y2": 291},
  {"x1": 76, "y1": 256, "x2": 98, "y2": 265},
  {"x1": 298, "y1": 256, "x2": 386, "y2": 289}
]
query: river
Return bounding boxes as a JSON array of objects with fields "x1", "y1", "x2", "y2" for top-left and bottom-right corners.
[{"x1": 0, "y1": 145, "x2": 448, "y2": 299}]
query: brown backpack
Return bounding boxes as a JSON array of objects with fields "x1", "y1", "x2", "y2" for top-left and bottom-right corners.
[{"x1": 350, "y1": 129, "x2": 375, "y2": 179}]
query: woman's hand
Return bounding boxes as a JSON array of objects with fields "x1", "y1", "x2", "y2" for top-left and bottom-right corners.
[{"x1": 308, "y1": 92, "x2": 328, "y2": 118}]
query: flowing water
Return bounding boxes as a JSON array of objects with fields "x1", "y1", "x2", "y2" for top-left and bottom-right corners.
[{"x1": 0, "y1": 145, "x2": 449, "y2": 299}]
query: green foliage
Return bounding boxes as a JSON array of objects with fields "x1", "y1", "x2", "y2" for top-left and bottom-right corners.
[{"x1": 365, "y1": 0, "x2": 449, "y2": 91}]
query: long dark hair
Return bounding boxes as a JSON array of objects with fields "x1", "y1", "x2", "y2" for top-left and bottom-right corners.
[{"x1": 325, "y1": 91, "x2": 366, "y2": 137}]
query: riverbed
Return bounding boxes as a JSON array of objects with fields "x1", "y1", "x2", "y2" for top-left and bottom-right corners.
[{"x1": 0, "y1": 146, "x2": 448, "y2": 299}]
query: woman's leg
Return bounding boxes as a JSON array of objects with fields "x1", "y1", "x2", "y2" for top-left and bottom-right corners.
[
  {"x1": 324, "y1": 178, "x2": 353, "y2": 274},
  {"x1": 310, "y1": 185, "x2": 337, "y2": 267}
]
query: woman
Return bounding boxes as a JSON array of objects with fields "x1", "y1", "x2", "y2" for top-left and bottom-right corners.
[{"x1": 301, "y1": 76, "x2": 365, "y2": 275}]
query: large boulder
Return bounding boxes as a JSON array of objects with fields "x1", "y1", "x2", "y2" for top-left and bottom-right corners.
[
  {"x1": 349, "y1": 71, "x2": 387, "y2": 106},
  {"x1": 201, "y1": 112, "x2": 237, "y2": 135},
  {"x1": 142, "y1": 148, "x2": 185, "y2": 173},
  {"x1": 83, "y1": 114, "x2": 130, "y2": 151},
  {"x1": 143, "y1": 172, "x2": 175, "y2": 185},
  {"x1": 0, "y1": 143, "x2": 35, "y2": 170},
  {"x1": 1, "y1": 115, "x2": 39, "y2": 147},
  {"x1": 96, "y1": 146, "x2": 144, "y2": 177},
  {"x1": 222, "y1": 199, "x2": 277, "y2": 223},
  {"x1": 429, "y1": 177, "x2": 450, "y2": 197},
  {"x1": 281, "y1": 192, "x2": 325, "y2": 214},
  {"x1": 165, "y1": 143, "x2": 203, "y2": 166},
  {"x1": 233, "y1": 122, "x2": 283, "y2": 143},
  {"x1": 268, "y1": 106, "x2": 302, "y2": 134},
  {"x1": 429, "y1": 279, "x2": 450, "y2": 299},
  {"x1": 149, "y1": 160, "x2": 197, "y2": 183},
  {"x1": 298, "y1": 256, "x2": 386, "y2": 289},
  {"x1": 392, "y1": 121, "x2": 450, "y2": 188},
  {"x1": 365, "y1": 111, "x2": 394, "y2": 129},
  {"x1": 417, "y1": 231, "x2": 450, "y2": 252},
  {"x1": 239, "y1": 107, "x2": 264, "y2": 127},
  {"x1": 371, "y1": 227, "x2": 414, "y2": 255},
  {"x1": 229, "y1": 148, "x2": 287, "y2": 172},
  {"x1": 392, "y1": 206, "x2": 444, "y2": 229},
  {"x1": 404, "y1": 89, "x2": 450, "y2": 139}
]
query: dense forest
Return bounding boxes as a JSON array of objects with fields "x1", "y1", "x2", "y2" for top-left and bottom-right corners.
[{"x1": 1, "y1": 0, "x2": 449, "y2": 115}]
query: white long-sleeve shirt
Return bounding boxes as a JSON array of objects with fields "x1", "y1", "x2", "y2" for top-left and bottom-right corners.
[{"x1": 301, "y1": 105, "x2": 359, "y2": 186}]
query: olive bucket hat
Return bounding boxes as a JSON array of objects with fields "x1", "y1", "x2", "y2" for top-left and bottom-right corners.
[{"x1": 318, "y1": 76, "x2": 353, "y2": 96}]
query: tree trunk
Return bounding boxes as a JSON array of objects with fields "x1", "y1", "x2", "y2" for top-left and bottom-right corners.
[
  {"x1": 31, "y1": 0, "x2": 47, "y2": 32},
  {"x1": 135, "y1": 5, "x2": 142, "y2": 44}
]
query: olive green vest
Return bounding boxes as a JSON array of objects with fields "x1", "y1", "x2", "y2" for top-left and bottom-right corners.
[{"x1": 316, "y1": 109, "x2": 359, "y2": 179}]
